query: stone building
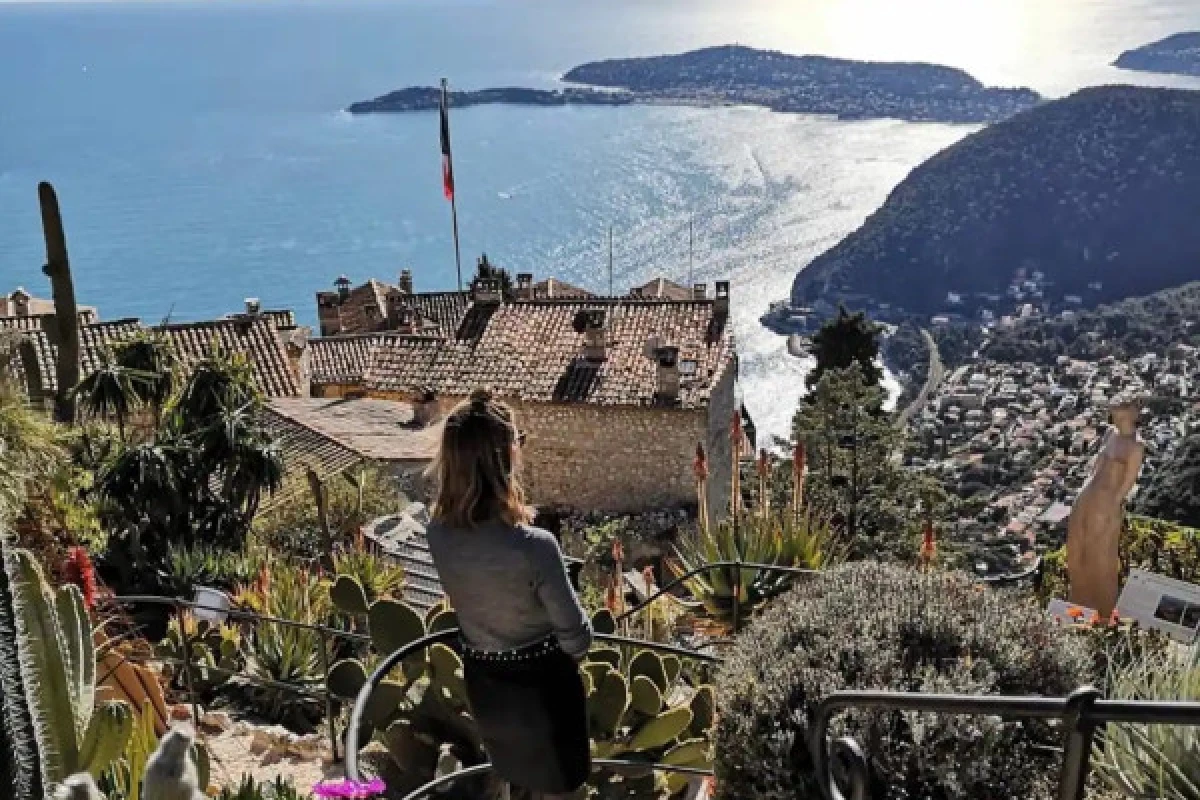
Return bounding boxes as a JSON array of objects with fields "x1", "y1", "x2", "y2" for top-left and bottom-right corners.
[{"x1": 307, "y1": 273, "x2": 740, "y2": 516}]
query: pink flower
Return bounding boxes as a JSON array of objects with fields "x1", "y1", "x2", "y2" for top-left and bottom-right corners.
[{"x1": 313, "y1": 778, "x2": 386, "y2": 799}]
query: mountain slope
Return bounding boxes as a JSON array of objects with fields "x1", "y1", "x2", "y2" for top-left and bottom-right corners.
[
  {"x1": 790, "y1": 86, "x2": 1200, "y2": 314},
  {"x1": 1115, "y1": 33, "x2": 1200, "y2": 77}
]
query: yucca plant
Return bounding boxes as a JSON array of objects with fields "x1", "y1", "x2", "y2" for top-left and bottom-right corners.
[{"x1": 1094, "y1": 644, "x2": 1200, "y2": 799}]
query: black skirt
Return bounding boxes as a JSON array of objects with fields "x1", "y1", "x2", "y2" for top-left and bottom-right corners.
[{"x1": 461, "y1": 636, "x2": 591, "y2": 793}]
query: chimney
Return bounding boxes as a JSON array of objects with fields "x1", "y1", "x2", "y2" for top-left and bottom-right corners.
[
  {"x1": 11, "y1": 288, "x2": 30, "y2": 317},
  {"x1": 654, "y1": 345, "x2": 681, "y2": 402},
  {"x1": 582, "y1": 309, "x2": 607, "y2": 361},
  {"x1": 714, "y1": 281, "x2": 730, "y2": 318},
  {"x1": 516, "y1": 273, "x2": 534, "y2": 301},
  {"x1": 244, "y1": 297, "x2": 261, "y2": 316},
  {"x1": 398, "y1": 269, "x2": 414, "y2": 295},
  {"x1": 335, "y1": 275, "x2": 352, "y2": 302},
  {"x1": 414, "y1": 389, "x2": 439, "y2": 427},
  {"x1": 471, "y1": 277, "x2": 504, "y2": 306},
  {"x1": 692, "y1": 283, "x2": 707, "y2": 300}
]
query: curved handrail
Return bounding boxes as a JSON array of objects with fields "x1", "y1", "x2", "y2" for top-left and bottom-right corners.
[
  {"x1": 344, "y1": 628, "x2": 721, "y2": 783},
  {"x1": 392, "y1": 759, "x2": 713, "y2": 800},
  {"x1": 808, "y1": 686, "x2": 1200, "y2": 800}
]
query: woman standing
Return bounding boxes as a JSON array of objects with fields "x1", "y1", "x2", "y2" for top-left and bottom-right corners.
[{"x1": 426, "y1": 388, "x2": 593, "y2": 799}]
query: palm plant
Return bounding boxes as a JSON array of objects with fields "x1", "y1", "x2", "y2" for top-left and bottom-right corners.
[
  {"x1": 1094, "y1": 644, "x2": 1200, "y2": 799},
  {"x1": 114, "y1": 334, "x2": 177, "y2": 424}
]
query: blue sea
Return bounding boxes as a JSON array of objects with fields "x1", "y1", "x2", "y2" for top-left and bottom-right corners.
[{"x1": 2, "y1": 0, "x2": 1199, "y2": 438}]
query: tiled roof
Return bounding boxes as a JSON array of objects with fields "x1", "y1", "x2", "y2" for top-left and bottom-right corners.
[
  {"x1": 258, "y1": 406, "x2": 364, "y2": 514},
  {"x1": 400, "y1": 291, "x2": 471, "y2": 337},
  {"x1": 363, "y1": 513, "x2": 443, "y2": 610},
  {"x1": 531, "y1": 278, "x2": 594, "y2": 300},
  {"x1": 0, "y1": 309, "x2": 99, "y2": 332},
  {"x1": 318, "y1": 280, "x2": 471, "y2": 339},
  {"x1": 630, "y1": 278, "x2": 694, "y2": 301},
  {"x1": 19, "y1": 319, "x2": 145, "y2": 398},
  {"x1": 266, "y1": 397, "x2": 439, "y2": 462},
  {"x1": 155, "y1": 318, "x2": 300, "y2": 398},
  {"x1": 308, "y1": 334, "x2": 386, "y2": 386},
  {"x1": 365, "y1": 299, "x2": 733, "y2": 409}
]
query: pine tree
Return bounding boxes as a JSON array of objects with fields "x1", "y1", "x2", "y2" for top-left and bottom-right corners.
[{"x1": 806, "y1": 305, "x2": 882, "y2": 390}]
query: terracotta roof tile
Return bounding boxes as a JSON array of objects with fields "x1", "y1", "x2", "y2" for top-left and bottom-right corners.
[
  {"x1": 267, "y1": 397, "x2": 439, "y2": 462},
  {"x1": 258, "y1": 407, "x2": 364, "y2": 514},
  {"x1": 19, "y1": 319, "x2": 144, "y2": 399},
  {"x1": 317, "y1": 280, "x2": 471, "y2": 338},
  {"x1": 531, "y1": 278, "x2": 594, "y2": 300},
  {"x1": 364, "y1": 300, "x2": 733, "y2": 409},
  {"x1": 629, "y1": 277, "x2": 694, "y2": 301},
  {"x1": 155, "y1": 318, "x2": 300, "y2": 398},
  {"x1": 308, "y1": 334, "x2": 387, "y2": 386}
]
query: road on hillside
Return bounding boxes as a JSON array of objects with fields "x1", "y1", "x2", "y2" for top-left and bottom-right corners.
[{"x1": 897, "y1": 328, "x2": 944, "y2": 428}]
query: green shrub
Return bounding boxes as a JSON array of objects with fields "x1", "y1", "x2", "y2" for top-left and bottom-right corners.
[
  {"x1": 1094, "y1": 644, "x2": 1200, "y2": 799},
  {"x1": 332, "y1": 548, "x2": 405, "y2": 605},
  {"x1": 715, "y1": 562, "x2": 1091, "y2": 800}
]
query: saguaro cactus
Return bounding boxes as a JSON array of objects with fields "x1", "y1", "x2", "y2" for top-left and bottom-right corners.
[
  {"x1": 38, "y1": 181, "x2": 82, "y2": 424},
  {"x1": 0, "y1": 535, "x2": 45, "y2": 799}
]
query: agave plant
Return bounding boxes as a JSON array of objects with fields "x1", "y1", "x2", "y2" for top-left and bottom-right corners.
[
  {"x1": 1094, "y1": 643, "x2": 1200, "y2": 799},
  {"x1": 670, "y1": 509, "x2": 838, "y2": 626},
  {"x1": 332, "y1": 547, "x2": 405, "y2": 605},
  {"x1": 227, "y1": 562, "x2": 331, "y2": 732}
]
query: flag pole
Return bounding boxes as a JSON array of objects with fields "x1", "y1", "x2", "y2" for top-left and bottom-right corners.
[
  {"x1": 608, "y1": 225, "x2": 614, "y2": 297},
  {"x1": 688, "y1": 215, "x2": 694, "y2": 287},
  {"x1": 441, "y1": 78, "x2": 463, "y2": 291}
]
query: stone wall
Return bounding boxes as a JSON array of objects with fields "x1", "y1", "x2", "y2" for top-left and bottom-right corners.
[
  {"x1": 514, "y1": 401, "x2": 709, "y2": 514},
  {"x1": 704, "y1": 359, "x2": 738, "y2": 520},
  {"x1": 367, "y1": 383, "x2": 739, "y2": 516}
]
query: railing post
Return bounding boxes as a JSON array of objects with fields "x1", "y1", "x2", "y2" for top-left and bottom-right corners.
[
  {"x1": 1058, "y1": 686, "x2": 1101, "y2": 800},
  {"x1": 177, "y1": 600, "x2": 201, "y2": 725},
  {"x1": 319, "y1": 626, "x2": 339, "y2": 762},
  {"x1": 731, "y1": 559, "x2": 741, "y2": 633}
]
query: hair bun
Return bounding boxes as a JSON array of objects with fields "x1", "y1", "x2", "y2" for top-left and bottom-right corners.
[{"x1": 469, "y1": 387, "x2": 493, "y2": 407}]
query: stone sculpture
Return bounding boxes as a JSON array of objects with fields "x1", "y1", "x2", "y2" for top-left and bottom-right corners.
[{"x1": 1067, "y1": 397, "x2": 1145, "y2": 618}]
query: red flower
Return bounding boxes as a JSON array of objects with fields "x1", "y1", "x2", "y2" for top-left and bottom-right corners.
[
  {"x1": 793, "y1": 441, "x2": 806, "y2": 478},
  {"x1": 756, "y1": 449, "x2": 770, "y2": 479},
  {"x1": 693, "y1": 442, "x2": 709, "y2": 481},
  {"x1": 612, "y1": 539, "x2": 625, "y2": 564},
  {"x1": 63, "y1": 547, "x2": 97, "y2": 612},
  {"x1": 642, "y1": 566, "x2": 657, "y2": 591}
]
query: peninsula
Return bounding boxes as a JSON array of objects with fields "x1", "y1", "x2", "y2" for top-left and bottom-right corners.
[
  {"x1": 1114, "y1": 32, "x2": 1200, "y2": 77},
  {"x1": 347, "y1": 45, "x2": 1041, "y2": 124}
]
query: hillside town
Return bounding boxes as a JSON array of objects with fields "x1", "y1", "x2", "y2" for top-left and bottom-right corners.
[{"x1": 909, "y1": 335, "x2": 1200, "y2": 574}]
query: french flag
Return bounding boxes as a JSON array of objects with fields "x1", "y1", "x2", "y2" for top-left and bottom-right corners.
[{"x1": 439, "y1": 82, "x2": 455, "y2": 201}]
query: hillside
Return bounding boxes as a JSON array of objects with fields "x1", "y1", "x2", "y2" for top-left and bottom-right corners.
[
  {"x1": 1134, "y1": 431, "x2": 1200, "y2": 529},
  {"x1": 1115, "y1": 32, "x2": 1200, "y2": 77},
  {"x1": 790, "y1": 86, "x2": 1200, "y2": 315},
  {"x1": 983, "y1": 282, "x2": 1200, "y2": 364}
]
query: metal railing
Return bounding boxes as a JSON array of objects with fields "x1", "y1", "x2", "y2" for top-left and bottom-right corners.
[
  {"x1": 809, "y1": 686, "x2": 1200, "y2": 800},
  {"x1": 107, "y1": 594, "x2": 369, "y2": 761},
  {"x1": 343, "y1": 627, "x2": 721, "y2": 799}
]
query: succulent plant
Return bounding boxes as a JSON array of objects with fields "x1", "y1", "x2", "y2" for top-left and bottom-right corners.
[
  {"x1": 155, "y1": 612, "x2": 243, "y2": 698},
  {"x1": 6, "y1": 547, "x2": 134, "y2": 789}
]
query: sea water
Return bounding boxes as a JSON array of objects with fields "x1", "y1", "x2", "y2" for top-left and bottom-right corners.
[{"x1": 1, "y1": 0, "x2": 1198, "y2": 438}]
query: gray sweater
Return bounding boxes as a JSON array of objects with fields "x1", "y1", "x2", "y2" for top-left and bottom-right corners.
[{"x1": 426, "y1": 521, "x2": 593, "y2": 659}]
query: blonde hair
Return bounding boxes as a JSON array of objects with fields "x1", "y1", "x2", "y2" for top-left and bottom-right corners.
[{"x1": 430, "y1": 388, "x2": 534, "y2": 529}]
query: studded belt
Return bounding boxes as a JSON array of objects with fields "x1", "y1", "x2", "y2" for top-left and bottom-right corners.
[{"x1": 461, "y1": 634, "x2": 560, "y2": 663}]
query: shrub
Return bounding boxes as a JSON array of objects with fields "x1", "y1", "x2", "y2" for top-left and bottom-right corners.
[{"x1": 715, "y1": 562, "x2": 1091, "y2": 800}]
